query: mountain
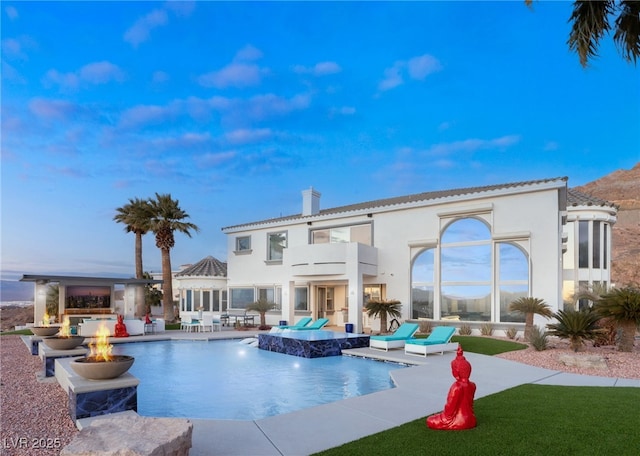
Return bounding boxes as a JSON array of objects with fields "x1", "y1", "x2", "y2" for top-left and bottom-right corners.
[{"x1": 575, "y1": 162, "x2": 640, "y2": 287}]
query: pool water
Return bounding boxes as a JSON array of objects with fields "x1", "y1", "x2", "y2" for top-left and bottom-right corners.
[{"x1": 112, "y1": 339, "x2": 405, "y2": 420}]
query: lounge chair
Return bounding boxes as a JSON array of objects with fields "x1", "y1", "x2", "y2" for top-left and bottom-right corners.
[
  {"x1": 289, "y1": 318, "x2": 329, "y2": 330},
  {"x1": 277, "y1": 317, "x2": 313, "y2": 330},
  {"x1": 369, "y1": 322, "x2": 420, "y2": 351},
  {"x1": 404, "y1": 326, "x2": 457, "y2": 356}
]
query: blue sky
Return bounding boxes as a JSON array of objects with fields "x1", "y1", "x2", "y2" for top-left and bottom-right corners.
[{"x1": 1, "y1": 1, "x2": 638, "y2": 291}]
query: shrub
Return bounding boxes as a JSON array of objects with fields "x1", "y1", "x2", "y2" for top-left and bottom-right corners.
[
  {"x1": 505, "y1": 327, "x2": 518, "y2": 340},
  {"x1": 459, "y1": 324, "x2": 472, "y2": 336},
  {"x1": 546, "y1": 308, "x2": 604, "y2": 352},
  {"x1": 528, "y1": 325, "x2": 549, "y2": 351},
  {"x1": 480, "y1": 323, "x2": 494, "y2": 336}
]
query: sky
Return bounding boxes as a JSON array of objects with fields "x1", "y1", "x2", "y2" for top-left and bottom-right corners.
[{"x1": 1, "y1": 1, "x2": 639, "y2": 296}]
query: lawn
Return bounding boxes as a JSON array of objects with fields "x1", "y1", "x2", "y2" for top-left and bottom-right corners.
[
  {"x1": 314, "y1": 334, "x2": 638, "y2": 456},
  {"x1": 314, "y1": 384, "x2": 640, "y2": 456}
]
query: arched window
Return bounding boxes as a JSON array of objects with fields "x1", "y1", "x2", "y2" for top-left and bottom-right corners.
[
  {"x1": 441, "y1": 218, "x2": 491, "y2": 321},
  {"x1": 411, "y1": 248, "x2": 435, "y2": 318},
  {"x1": 498, "y1": 243, "x2": 528, "y2": 322}
]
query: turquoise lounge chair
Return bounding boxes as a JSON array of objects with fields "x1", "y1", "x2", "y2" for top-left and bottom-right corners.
[
  {"x1": 276, "y1": 317, "x2": 313, "y2": 330},
  {"x1": 404, "y1": 326, "x2": 457, "y2": 356},
  {"x1": 369, "y1": 322, "x2": 420, "y2": 351},
  {"x1": 289, "y1": 318, "x2": 329, "y2": 330}
]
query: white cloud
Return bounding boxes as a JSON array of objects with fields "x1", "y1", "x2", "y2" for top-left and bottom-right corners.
[
  {"x1": 198, "y1": 62, "x2": 264, "y2": 89},
  {"x1": 378, "y1": 62, "x2": 404, "y2": 91},
  {"x1": 378, "y1": 53, "x2": 442, "y2": 92},
  {"x1": 152, "y1": 70, "x2": 170, "y2": 84},
  {"x1": 29, "y1": 98, "x2": 80, "y2": 120},
  {"x1": 123, "y1": 9, "x2": 168, "y2": 47},
  {"x1": 225, "y1": 128, "x2": 273, "y2": 145},
  {"x1": 118, "y1": 104, "x2": 177, "y2": 129},
  {"x1": 426, "y1": 135, "x2": 522, "y2": 156},
  {"x1": 194, "y1": 151, "x2": 237, "y2": 168},
  {"x1": 234, "y1": 44, "x2": 263, "y2": 62},
  {"x1": 43, "y1": 61, "x2": 125, "y2": 91},
  {"x1": 79, "y1": 61, "x2": 125, "y2": 84},
  {"x1": 294, "y1": 61, "x2": 342, "y2": 76},
  {"x1": 407, "y1": 54, "x2": 442, "y2": 80},
  {"x1": 5, "y1": 5, "x2": 18, "y2": 20}
]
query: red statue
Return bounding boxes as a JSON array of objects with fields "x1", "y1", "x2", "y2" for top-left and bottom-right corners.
[
  {"x1": 145, "y1": 313, "x2": 153, "y2": 325},
  {"x1": 114, "y1": 314, "x2": 129, "y2": 337},
  {"x1": 426, "y1": 345, "x2": 477, "y2": 430}
]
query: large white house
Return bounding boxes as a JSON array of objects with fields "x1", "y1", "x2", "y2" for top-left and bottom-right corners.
[{"x1": 220, "y1": 178, "x2": 616, "y2": 334}]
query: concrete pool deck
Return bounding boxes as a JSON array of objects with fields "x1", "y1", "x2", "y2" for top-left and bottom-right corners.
[{"x1": 74, "y1": 329, "x2": 639, "y2": 456}]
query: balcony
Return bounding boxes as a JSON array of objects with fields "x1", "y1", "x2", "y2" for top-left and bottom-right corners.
[{"x1": 284, "y1": 243, "x2": 378, "y2": 277}]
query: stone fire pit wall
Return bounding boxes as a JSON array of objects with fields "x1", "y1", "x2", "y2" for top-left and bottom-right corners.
[{"x1": 55, "y1": 357, "x2": 138, "y2": 421}]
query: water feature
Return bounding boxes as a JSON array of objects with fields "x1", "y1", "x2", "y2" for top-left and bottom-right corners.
[{"x1": 112, "y1": 339, "x2": 406, "y2": 420}]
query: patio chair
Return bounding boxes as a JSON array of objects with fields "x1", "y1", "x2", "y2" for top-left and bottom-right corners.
[
  {"x1": 180, "y1": 315, "x2": 199, "y2": 333},
  {"x1": 200, "y1": 315, "x2": 217, "y2": 332},
  {"x1": 289, "y1": 318, "x2": 329, "y2": 330},
  {"x1": 369, "y1": 322, "x2": 420, "y2": 351},
  {"x1": 404, "y1": 326, "x2": 457, "y2": 357}
]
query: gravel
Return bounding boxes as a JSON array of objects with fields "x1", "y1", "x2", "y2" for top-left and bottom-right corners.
[
  {"x1": 1, "y1": 336, "x2": 78, "y2": 456},
  {"x1": 1, "y1": 334, "x2": 637, "y2": 455}
]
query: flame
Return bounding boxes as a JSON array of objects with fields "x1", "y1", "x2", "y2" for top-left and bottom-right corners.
[
  {"x1": 59, "y1": 316, "x2": 71, "y2": 337},
  {"x1": 42, "y1": 312, "x2": 50, "y2": 327},
  {"x1": 88, "y1": 324, "x2": 113, "y2": 361}
]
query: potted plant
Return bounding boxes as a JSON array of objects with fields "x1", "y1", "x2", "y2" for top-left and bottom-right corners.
[{"x1": 364, "y1": 299, "x2": 402, "y2": 334}]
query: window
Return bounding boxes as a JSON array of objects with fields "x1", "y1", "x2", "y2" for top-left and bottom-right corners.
[
  {"x1": 203, "y1": 291, "x2": 211, "y2": 311},
  {"x1": 295, "y1": 287, "x2": 308, "y2": 311},
  {"x1": 229, "y1": 288, "x2": 254, "y2": 310},
  {"x1": 592, "y1": 222, "x2": 600, "y2": 268},
  {"x1": 185, "y1": 290, "x2": 192, "y2": 312},
  {"x1": 267, "y1": 231, "x2": 287, "y2": 262},
  {"x1": 411, "y1": 249, "x2": 435, "y2": 319},
  {"x1": 498, "y1": 243, "x2": 528, "y2": 322},
  {"x1": 235, "y1": 236, "x2": 251, "y2": 253},
  {"x1": 257, "y1": 287, "x2": 275, "y2": 302},
  {"x1": 311, "y1": 223, "x2": 372, "y2": 246},
  {"x1": 603, "y1": 224, "x2": 608, "y2": 269},
  {"x1": 441, "y1": 218, "x2": 492, "y2": 321},
  {"x1": 578, "y1": 221, "x2": 589, "y2": 268}
]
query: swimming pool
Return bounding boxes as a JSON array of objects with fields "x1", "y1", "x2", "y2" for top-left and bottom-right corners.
[{"x1": 112, "y1": 339, "x2": 406, "y2": 420}]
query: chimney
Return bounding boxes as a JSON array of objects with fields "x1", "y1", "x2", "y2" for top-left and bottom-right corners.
[{"x1": 302, "y1": 187, "x2": 321, "y2": 216}]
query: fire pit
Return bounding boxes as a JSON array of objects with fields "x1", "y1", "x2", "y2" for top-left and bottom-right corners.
[
  {"x1": 70, "y1": 355, "x2": 135, "y2": 380},
  {"x1": 42, "y1": 316, "x2": 84, "y2": 349},
  {"x1": 70, "y1": 323, "x2": 134, "y2": 380},
  {"x1": 31, "y1": 326, "x2": 59, "y2": 337},
  {"x1": 43, "y1": 336, "x2": 85, "y2": 350}
]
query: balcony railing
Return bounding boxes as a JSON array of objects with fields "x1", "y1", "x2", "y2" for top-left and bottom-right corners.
[{"x1": 284, "y1": 242, "x2": 378, "y2": 277}]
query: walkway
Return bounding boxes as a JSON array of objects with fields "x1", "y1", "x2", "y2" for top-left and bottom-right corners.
[{"x1": 76, "y1": 330, "x2": 639, "y2": 456}]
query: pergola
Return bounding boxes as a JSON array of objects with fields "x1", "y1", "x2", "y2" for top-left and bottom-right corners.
[{"x1": 20, "y1": 274, "x2": 162, "y2": 324}]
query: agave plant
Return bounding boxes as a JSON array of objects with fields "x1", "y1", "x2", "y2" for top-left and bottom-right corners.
[
  {"x1": 546, "y1": 308, "x2": 604, "y2": 352},
  {"x1": 509, "y1": 297, "x2": 554, "y2": 341},
  {"x1": 593, "y1": 286, "x2": 640, "y2": 352},
  {"x1": 365, "y1": 299, "x2": 402, "y2": 334}
]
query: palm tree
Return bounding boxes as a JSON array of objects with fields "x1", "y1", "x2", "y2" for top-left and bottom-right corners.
[
  {"x1": 526, "y1": 0, "x2": 640, "y2": 67},
  {"x1": 546, "y1": 308, "x2": 604, "y2": 352},
  {"x1": 365, "y1": 299, "x2": 402, "y2": 334},
  {"x1": 114, "y1": 197, "x2": 153, "y2": 317},
  {"x1": 509, "y1": 297, "x2": 554, "y2": 341},
  {"x1": 593, "y1": 286, "x2": 640, "y2": 352},
  {"x1": 148, "y1": 193, "x2": 199, "y2": 322},
  {"x1": 246, "y1": 298, "x2": 276, "y2": 329}
]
